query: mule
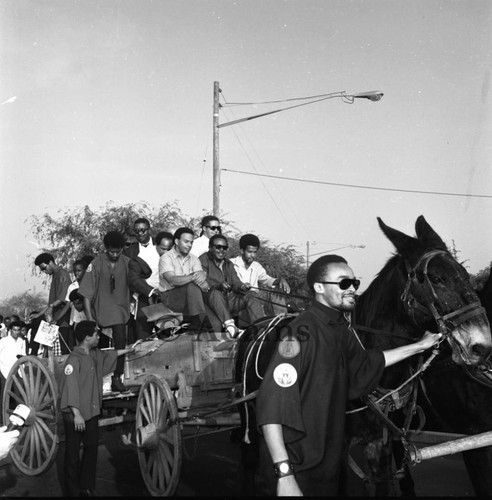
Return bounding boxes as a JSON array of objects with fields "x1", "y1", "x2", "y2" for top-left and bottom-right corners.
[
  {"x1": 234, "y1": 215, "x2": 491, "y2": 496},
  {"x1": 414, "y1": 267, "x2": 492, "y2": 496}
]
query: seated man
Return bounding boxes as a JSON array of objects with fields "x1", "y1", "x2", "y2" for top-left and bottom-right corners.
[
  {"x1": 159, "y1": 227, "x2": 211, "y2": 331},
  {"x1": 230, "y1": 234, "x2": 291, "y2": 324},
  {"x1": 199, "y1": 234, "x2": 251, "y2": 338}
]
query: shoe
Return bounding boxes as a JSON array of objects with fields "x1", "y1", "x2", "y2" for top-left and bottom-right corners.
[
  {"x1": 224, "y1": 324, "x2": 244, "y2": 339},
  {"x1": 111, "y1": 376, "x2": 127, "y2": 393}
]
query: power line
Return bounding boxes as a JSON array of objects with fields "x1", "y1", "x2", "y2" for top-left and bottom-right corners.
[
  {"x1": 222, "y1": 169, "x2": 492, "y2": 199},
  {"x1": 221, "y1": 90, "x2": 348, "y2": 106}
]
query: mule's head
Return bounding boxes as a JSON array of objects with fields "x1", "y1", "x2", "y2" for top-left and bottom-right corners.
[{"x1": 378, "y1": 215, "x2": 492, "y2": 366}]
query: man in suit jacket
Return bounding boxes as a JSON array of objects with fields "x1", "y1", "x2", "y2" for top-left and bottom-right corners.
[{"x1": 124, "y1": 218, "x2": 161, "y2": 339}]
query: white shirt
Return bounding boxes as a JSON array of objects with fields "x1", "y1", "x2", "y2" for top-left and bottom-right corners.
[
  {"x1": 230, "y1": 256, "x2": 276, "y2": 289},
  {"x1": 190, "y1": 235, "x2": 210, "y2": 257},
  {"x1": 0, "y1": 334, "x2": 26, "y2": 378},
  {"x1": 65, "y1": 281, "x2": 86, "y2": 325},
  {"x1": 159, "y1": 247, "x2": 203, "y2": 291},
  {"x1": 138, "y1": 242, "x2": 160, "y2": 289}
]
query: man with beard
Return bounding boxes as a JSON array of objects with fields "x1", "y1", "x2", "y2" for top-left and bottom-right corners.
[{"x1": 255, "y1": 254, "x2": 442, "y2": 497}]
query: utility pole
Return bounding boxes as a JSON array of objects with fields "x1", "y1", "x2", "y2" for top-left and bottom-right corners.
[
  {"x1": 213, "y1": 81, "x2": 220, "y2": 216},
  {"x1": 212, "y1": 82, "x2": 383, "y2": 218}
]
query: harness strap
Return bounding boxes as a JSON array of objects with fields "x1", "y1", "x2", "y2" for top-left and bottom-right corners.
[
  {"x1": 348, "y1": 452, "x2": 371, "y2": 483},
  {"x1": 353, "y1": 324, "x2": 419, "y2": 342},
  {"x1": 363, "y1": 396, "x2": 405, "y2": 438}
]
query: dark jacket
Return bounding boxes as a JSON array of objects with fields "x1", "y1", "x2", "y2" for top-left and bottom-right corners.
[
  {"x1": 123, "y1": 239, "x2": 156, "y2": 260},
  {"x1": 199, "y1": 252, "x2": 244, "y2": 293},
  {"x1": 128, "y1": 256, "x2": 154, "y2": 297}
]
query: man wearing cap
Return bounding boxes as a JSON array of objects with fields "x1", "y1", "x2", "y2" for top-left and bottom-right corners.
[{"x1": 255, "y1": 255, "x2": 441, "y2": 496}]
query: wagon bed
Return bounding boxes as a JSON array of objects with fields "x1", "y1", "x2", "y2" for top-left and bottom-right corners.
[{"x1": 1, "y1": 330, "x2": 245, "y2": 496}]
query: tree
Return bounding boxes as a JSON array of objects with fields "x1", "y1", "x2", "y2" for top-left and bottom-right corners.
[{"x1": 0, "y1": 291, "x2": 47, "y2": 321}]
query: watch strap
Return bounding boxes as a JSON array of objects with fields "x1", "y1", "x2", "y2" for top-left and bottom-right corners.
[{"x1": 273, "y1": 460, "x2": 295, "y2": 478}]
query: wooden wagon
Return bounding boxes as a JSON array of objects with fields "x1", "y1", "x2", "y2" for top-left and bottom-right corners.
[
  {"x1": 4, "y1": 320, "x2": 492, "y2": 497},
  {"x1": 1, "y1": 329, "x2": 252, "y2": 496}
]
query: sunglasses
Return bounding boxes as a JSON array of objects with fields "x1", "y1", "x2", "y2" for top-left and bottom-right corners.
[
  {"x1": 205, "y1": 225, "x2": 221, "y2": 232},
  {"x1": 318, "y1": 278, "x2": 360, "y2": 290},
  {"x1": 213, "y1": 244, "x2": 228, "y2": 250}
]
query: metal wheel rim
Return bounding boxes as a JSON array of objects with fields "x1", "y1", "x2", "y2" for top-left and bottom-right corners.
[
  {"x1": 136, "y1": 375, "x2": 182, "y2": 496},
  {"x1": 2, "y1": 355, "x2": 58, "y2": 475}
]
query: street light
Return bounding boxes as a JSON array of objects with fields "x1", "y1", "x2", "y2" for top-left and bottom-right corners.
[{"x1": 212, "y1": 82, "x2": 383, "y2": 215}]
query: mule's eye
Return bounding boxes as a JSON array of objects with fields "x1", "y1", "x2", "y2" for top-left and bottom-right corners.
[{"x1": 430, "y1": 275, "x2": 443, "y2": 285}]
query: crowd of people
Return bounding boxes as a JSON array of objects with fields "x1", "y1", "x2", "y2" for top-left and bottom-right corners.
[
  {"x1": 0, "y1": 215, "x2": 445, "y2": 497},
  {"x1": 0, "y1": 215, "x2": 291, "y2": 393}
]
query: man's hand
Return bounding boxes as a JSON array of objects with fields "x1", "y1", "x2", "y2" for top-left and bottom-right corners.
[
  {"x1": 0, "y1": 426, "x2": 20, "y2": 461},
  {"x1": 419, "y1": 331, "x2": 442, "y2": 350},
  {"x1": 72, "y1": 409, "x2": 85, "y2": 432},
  {"x1": 198, "y1": 280, "x2": 211, "y2": 292},
  {"x1": 240, "y1": 283, "x2": 251, "y2": 292},
  {"x1": 220, "y1": 282, "x2": 232, "y2": 293},
  {"x1": 277, "y1": 475, "x2": 303, "y2": 496},
  {"x1": 277, "y1": 278, "x2": 291, "y2": 294},
  {"x1": 192, "y1": 270, "x2": 207, "y2": 286}
]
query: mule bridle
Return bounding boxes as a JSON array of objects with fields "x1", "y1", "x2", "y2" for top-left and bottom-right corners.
[{"x1": 401, "y1": 249, "x2": 486, "y2": 339}]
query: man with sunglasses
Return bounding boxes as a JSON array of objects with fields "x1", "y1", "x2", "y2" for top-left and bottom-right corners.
[
  {"x1": 199, "y1": 234, "x2": 251, "y2": 339},
  {"x1": 256, "y1": 254, "x2": 442, "y2": 497},
  {"x1": 190, "y1": 215, "x2": 222, "y2": 257},
  {"x1": 124, "y1": 218, "x2": 162, "y2": 340}
]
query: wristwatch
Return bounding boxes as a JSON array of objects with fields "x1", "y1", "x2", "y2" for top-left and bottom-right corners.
[{"x1": 273, "y1": 460, "x2": 295, "y2": 478}]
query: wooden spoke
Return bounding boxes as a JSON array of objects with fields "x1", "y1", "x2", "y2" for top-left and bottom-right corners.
[
  {"x1": 34, "y1": 377, "x2": 49, "y2": 408},
  {"x1": 11, "y1": 374, "x2": 29, "y2": 403},
  {"x1": 3, "y1": 356, "x2": 58, "y2": 476},
  {"x1": 136, "y1": 375, "x2": 182, "y2": 496}
]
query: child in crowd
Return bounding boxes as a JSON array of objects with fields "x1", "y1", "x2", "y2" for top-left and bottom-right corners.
[
  {"x1": 68, "y1": 290, "x2": 87, "y2": 328},
  {"x1": 55, "y1": 257, "x2": 94, "y2": 346}
]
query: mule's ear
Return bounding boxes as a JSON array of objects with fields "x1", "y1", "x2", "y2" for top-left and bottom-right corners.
[
  {"x1": 377, "y1": 217, "x2": 420, "y2": 258},
  {"x1": 414, "y1": 215, "x2": 447, "y2": 250}
]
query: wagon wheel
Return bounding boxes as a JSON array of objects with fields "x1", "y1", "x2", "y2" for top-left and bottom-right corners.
[
  {"x1": 2, "y1": 355, "x2": 58, "y2": 475},
  {"x1": 136, "y1": 375, "x2": 182, "y2": 496}
]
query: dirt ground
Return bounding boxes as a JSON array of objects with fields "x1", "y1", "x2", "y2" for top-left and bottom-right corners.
[{"x1": 0, "y1": 425, "x2": 476, "y2": 497}]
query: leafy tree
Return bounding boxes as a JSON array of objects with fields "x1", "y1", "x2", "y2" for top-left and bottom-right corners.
[
  {"x1": 472, "y1": 263, "x2": 491, "y2": 292},
  {"x1": 0, "y1": 291, "x2": 47, "y2": 321}
]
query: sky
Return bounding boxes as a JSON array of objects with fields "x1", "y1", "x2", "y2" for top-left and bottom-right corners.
[{"x1": 1, "y1": 0, "x2": 491, "y2": 301}]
